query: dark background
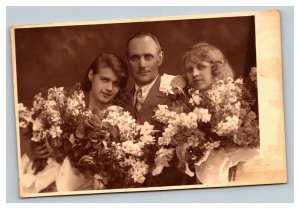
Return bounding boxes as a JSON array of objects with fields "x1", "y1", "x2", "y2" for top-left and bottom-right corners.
[{"x1": 14, "y1": 15, "x2": 256, "y2": 107}]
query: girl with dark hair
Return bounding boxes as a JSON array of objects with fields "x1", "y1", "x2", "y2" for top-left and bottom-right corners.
[{"x1": 81, "y1": 52, "x2": 129, "y2": 115}]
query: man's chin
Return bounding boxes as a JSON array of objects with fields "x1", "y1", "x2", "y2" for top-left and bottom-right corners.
[{"x1": 136, "y1": 78, "x2": 155, "y2": 85}]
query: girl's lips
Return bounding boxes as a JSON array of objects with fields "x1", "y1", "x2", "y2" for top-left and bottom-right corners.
[
  {"x1": 101, "y1": 92, "x2": 113, "y2": 98},
  {"x1": 194, "y1": 79, "x2": 203, "y2": 83}
]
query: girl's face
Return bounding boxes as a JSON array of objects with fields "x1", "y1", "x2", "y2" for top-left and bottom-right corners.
[
  {"x1": 185, "y1": 57, "x2": 213, "y2": 91},
  {"x1": 88, "y1": 67, "x2": 121, "y2": 105}
]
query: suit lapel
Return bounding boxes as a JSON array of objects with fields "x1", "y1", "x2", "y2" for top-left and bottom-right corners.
[
  {"x1": 140, "y1": 75, "x2": 162, "y2": 113},
  {"x1": 123, "y1": 87, "x2": 135, "y2": 116}
]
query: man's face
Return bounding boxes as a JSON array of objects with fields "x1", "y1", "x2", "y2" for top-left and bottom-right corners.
[
  {"x1": 127, "y1": 36, "x2": 163, "y2": 86},
  {"x1": 88, "y1": 67, "x2": 120, "y2": 105},
  {"x1": 185, "y1": 57, "x2": 213, "y2": 91}
]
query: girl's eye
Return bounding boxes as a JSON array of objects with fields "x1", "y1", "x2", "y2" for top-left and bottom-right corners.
[
  {"x1": 196, "y1": 64, "x2": 205, "y2": 70},
  {"x1": 186, "y1": 67, "x2": 193, "y2": 73},
  {"x1": 113, "y1": 82, "x2": 121, "y2": 88},
  {"x1": 100, "y1": 77, "x2": 109, "y2": 82}
]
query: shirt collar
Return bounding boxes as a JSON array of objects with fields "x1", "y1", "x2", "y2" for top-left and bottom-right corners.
[{"x1": 135, "y1": 75, "x2": 159, "y2": 93}]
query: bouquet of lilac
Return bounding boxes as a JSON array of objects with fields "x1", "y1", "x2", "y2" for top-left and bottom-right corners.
[
  {"x1": 152, "y1": 68, "x2": 259, "y2": 180},
  {"x1": 18, "y1": 84, "x2": 89, "y2": 166},
  {"x1": 61, "y1": 106, "x2": 156, "y2": 190},
  {"x1": 19, "y1": 85, "x2": 156, "y2": 190},
  {"x1": 18, "y1": 84, "x2": 89, "y2": 192}
]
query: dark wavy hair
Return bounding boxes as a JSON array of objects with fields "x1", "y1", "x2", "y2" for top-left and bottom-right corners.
[
  {"x1": 81, "y1": 53, "x2": 129, "y2": 105},
  {"x1": 182, "y1": 42, "x2": 234, "y2": 79}
]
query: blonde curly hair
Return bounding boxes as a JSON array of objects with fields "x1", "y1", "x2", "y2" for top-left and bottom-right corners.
[{"x1": 182, "y1": 42, "x2": 234, "y2": 79}]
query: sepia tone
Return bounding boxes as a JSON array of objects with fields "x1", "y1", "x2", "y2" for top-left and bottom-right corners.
[{"x1": 11, "y1": 9, "x2": 286, "y2": 198}]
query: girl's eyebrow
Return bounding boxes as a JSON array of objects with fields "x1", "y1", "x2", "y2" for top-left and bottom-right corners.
[
  {"x1": 99, "y1": 75, "x2": 111, "y2": 80},
  {"x1": 99, "y1": 74, "x2": 119, "y2": 82}
]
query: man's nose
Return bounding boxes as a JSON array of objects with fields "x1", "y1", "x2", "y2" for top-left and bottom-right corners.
[{"x1": 138, "y1": 57, "x2": 146, "y2": 68}]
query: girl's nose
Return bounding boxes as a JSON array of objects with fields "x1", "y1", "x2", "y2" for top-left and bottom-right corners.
[
  {"x1": 106, "y1": 82, "x2": 113, "y2": 91},
  {"x1": 192, "y1": 67, "x2": 200, "y2": 77}
]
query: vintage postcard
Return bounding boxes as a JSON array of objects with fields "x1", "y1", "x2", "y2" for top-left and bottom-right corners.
[{"x1": 10, "y1": 9, "x2": 287, "y2": 198}]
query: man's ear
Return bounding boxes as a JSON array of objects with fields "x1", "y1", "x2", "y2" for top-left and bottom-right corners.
[
  {"x1": 157, "y1": 51, "x2": 164, "y2": 66},
  {"x1": 88, "y1": 69, "x2": 94, "y2": 81}
]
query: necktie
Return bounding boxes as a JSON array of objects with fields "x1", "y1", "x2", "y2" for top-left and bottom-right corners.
[{"x1": 135, "y1": 88, "x2": 144, "y2": 113}]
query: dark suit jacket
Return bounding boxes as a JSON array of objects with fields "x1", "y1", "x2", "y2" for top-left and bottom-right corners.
[{"x1": 124, "y1": 75, "x2": 171, "y2": 131}]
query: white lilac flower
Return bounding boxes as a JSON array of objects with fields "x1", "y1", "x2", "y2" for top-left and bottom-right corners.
[
  {"x1": 106, "y1": 105, "x2": 124, "y2": 114},
  {"x1": 49, "y1": 110, "x2": 61, "y2": 124},
  {"x1": 121, "y1": 140, "x2": 143, "y2": 156},
  {"x1": 103, "y1": 110, "x2": 137, "y2": 140},
  {"x1": 31, "y1": 131, "x2": 43, "y2": 142},
  {"x1": 228, "y1": 94, "x2": 238, "y2": 103},
  {"x1": 158, "y1": 126, "x2": 177, "y2": 146},
  {"x1": 139, "y1": 122, "x2": 154, "y2": 136},
  {"x1": 154, "y1": 105, "x2": 174, "y2": 123},
  {"x1": 160, "y1": 123, "x2": 179, "y2": 145},
  {"x1": 32, "y1": 119, "x2": 44, "y2": 131},
  {"x1": 152, "y1": 147, "x2": 175, "y2": 176},
  {"x1": 66, "y1": 93, "x2": 86, "y2": 116},
  {"x1": 48, "y1": 125, "x2": 63, "y2": 138},
  {"x1": 140, "y1": 135, "x2": 155, "y2": 145},
  {"x1": 185, "y1": 112, "x2": 198, "y2": 128},
  {"x1": 18, "y1": 103, "x2": 32, "y2": 127},
  {"x1": 32, "y1": 93, "x2": 45, "y2": 110},
  {"x1": 216, "y1": 115, "x2": 240, "y2": 136},
  {"x1": 193, "y1": 108, "x2": 211, "y2": 123},
  {"x1": 131, "y1": 159, "x2": 149, "y2": 183},
  {"x1": 204, "y1": 141, "x2": 220, "y2": 150},
  {"x1": 47, "y1": 87, "x2": 64, "y2": 101},
  {"x1": 44, "y1": 100, "x2": 56, "y2": 109},
  {"x1": 18, "y1": 103, "x2": 27, "y2": 112},
  {"x1": 123, "y1": 157, "x2": 149, "y2": 184},
  {"x1": 191, "y1": 93, "x2": 202, "y2": 106},
  {"x1": 234, "y1": 78, "x2": 244, "y2": 86}
]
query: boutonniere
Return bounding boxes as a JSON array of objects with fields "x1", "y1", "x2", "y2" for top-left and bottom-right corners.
[{"x1": 159, "y1": 74, "x2": 175, "y2": 95}]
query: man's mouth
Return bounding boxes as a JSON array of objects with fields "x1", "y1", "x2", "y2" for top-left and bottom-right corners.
[{"x1": 138, "y1": 71, "x2": 151, "y2": 75}]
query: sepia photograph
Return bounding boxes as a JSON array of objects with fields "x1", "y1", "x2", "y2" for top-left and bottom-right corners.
[{"x1": 10, "y1": 9, "x2": 287, "y2": 198}]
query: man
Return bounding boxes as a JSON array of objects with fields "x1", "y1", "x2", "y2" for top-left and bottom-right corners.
[
  {"x1": 124, "y1": 32, "x2": 170, "y2": 129},
  {"x1": 125, "y1": 32, "x2": 194, "y2": 187}
]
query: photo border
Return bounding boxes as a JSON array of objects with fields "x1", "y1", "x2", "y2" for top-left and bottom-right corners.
[{"x1": 10, "y1": 9, "x2": 287, "y2": 198}]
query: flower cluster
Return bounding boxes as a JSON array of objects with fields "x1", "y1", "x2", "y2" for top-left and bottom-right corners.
[
  {"x1": 152, "y1": 105, "x2": 214, "y2": 176},
  {"x1": 189, "y1": 76, "x2": 244, "y2": 137},
  {"x1": 19, "y1": 84, "x2": 89, "y2": 163},
  {"x1": 153, "y1": 68, "x2": 260, "y2": 177},
  {"x1": 68, "y1": 106, "x2": 155, "y2": 189}
]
